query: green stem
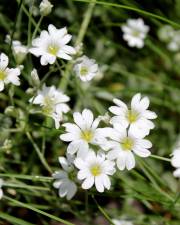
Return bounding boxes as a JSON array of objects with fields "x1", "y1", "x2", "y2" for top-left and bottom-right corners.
[
  {"x1": 4, "y1": 183, "x2": 50, "y2": 191},
  {"x1": 4, "y1": 196, "x2": 75, "y2": 225},
  {"x1": 92, "y1": 195, "x2": 115, "y2": 225},
  {"x1": 9, "y1": 0, "x2": 23, "y2": 54},
  {"x1": 27, "y1": 0, "x2": 34, "y2": 46},
  {"x1": 26, "y1": 132, "x2": 53, "y2": 174},
  {"x1": 16, "y1": 0, "x2": 38, "y2": 29},
  {"x1": 31, "y1": 15, "x2": 44, "y2": 41},
  {"x1": 72, "y1": 0, "x2": 180, "y2": 28},
  {"x1": 59, "y1": 0, "x2": 96, "y2": 91},
  {"x1": 0, "y1": 173, "x2": 52, "y2": 182},
  {"x1": 150, "y1": 154, "x2": 171, "y2": 162}
]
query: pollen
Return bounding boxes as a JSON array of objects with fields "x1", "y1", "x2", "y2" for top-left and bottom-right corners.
[
  {"x1": 90, "y1": 164, "x2": 101, "y2": 176},
  {"x1": 81, "y1": 130, "x2": 93, "y2": 142},
  {"x1": 126, "y1": 110, "x2": 139, "y2": 123},
  {"x1": 0, "y1": 70, "x2": 6, "y2": 80},
  {"x1": 47, "y1": 45, "x2": 59, "y2": 56},
  {"x1": 132, "y1": 30, "x2": 140, "y2": 37},
  {"x1": 42, "y1": 96, "x2": 55, "y2": 115},
  {"x1": 121, "y1": 137, "x2": 134, "y2": 151},
  {"x1": 80, "y1": 66, "x2": 88, "y2": 76}
]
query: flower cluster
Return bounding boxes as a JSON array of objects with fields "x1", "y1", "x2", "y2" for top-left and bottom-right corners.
[
  {"x1": 121, "y1": 18, "x2": 149, "y2": 48},
  {"x1": 53, "y1": 93, "x2": 157, "y2": 199},
  {"x1": 158, "y1": 25, "x2": 180, "y2": 52}
]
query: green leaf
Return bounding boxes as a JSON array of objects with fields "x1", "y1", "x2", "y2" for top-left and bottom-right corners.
[{"x1": 0, "y1": 212, "x2": 35, "y2": 225}]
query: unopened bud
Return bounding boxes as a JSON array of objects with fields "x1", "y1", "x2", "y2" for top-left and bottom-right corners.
[
  {"x1": 31, "y1": 69, "x2": 40, "y2": 87},
  {"x1": 40, "y1": 0, "x2": 53, "y2": 16},
  {"x1": 5, "y1": 106, "x2": 18, "y2": 117}
]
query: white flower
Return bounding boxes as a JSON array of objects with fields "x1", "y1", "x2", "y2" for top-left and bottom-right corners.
[
  {"x1": 29, "y1": 84, "x2": 70, "y2": 128},
  {"x1": 103, "y1": 124, "x2": 152, "y2": 170},
  {"x1": 112, "y1": 219, "x2": 133, "y2": 225},
  {"x1": 29, "y1": 24, "x2": 76, "y2": 65},
  {"x1": 73, "y1": 55, "x2": 98, "y2": 82},
  {"x1": 0, "y1": 53, "x2": 21, "y2": 91},
  {"x1": 60, "y1": 109, "x2": 106, "y2": 157},
  {"x1": 158, "y1": 25, "x2": 175, "y2": 42},
  {"x1": 74, "y1": 151, "x2": 115, "y2": 192},
  {"x1": 40, "y1": 0, "x2": 53, "y2": 16},
  {"x1": 5, "y1": 36, "x2": 28, "y2": 64},
  {"x1": 12, "y1": 40, "x2": 28, "y2": 64},
  {"x1": 167, "y1": 30, "x2": 180, "y2": 52},
  {"x1": 109, "y1": 93, "x2": 157, "y2": 138},
  {"x1": 171, "y1": 149, "x2": 180, "y2": 178},
  {"x1": 122, "y1": 18, "x2": 149, "y2": 48},
  {"x1": 53, "y1": 155, "x2": 77, "y2": 200},
  {"x1": 0, "y1": 179, "x2": 3, "y2": 199}
]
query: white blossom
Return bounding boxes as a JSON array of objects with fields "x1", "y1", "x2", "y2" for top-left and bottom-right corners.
[
  {"x1": 74, "y1": 151, "x2": 115, "y2": 192},
  {"x1": 0, "y1": 179, "x2": 3, "y2": 200},
  {"x1": 74, "y1": 55, "x2": 98, "y2": 82},
  {"x1": 40, "y1": 0, "x2": 53, "y2": 16},
  {"x1": 122, "y1": 18, "x2": 149, "y2": 48},
  {"x1": 0, "y1": 53, "x2": 21, "y2": 91},
  {"x1": 112, "y1": 219, "x2": 133, "y2": 225},
  {"x1": 29, "y1": 84, "x2": 70, "y2": 128},
  {"x1": 5, "y1": 36, "x2": 28, "y2": 64},
  {"x1": 53, "y1": 155, "x2": 77, "y2": 200},
  {"x1": 12, "y1": 40, "x2": 28, "y2": 64},
  {"x1": 158, "y1": 25, "x2": 175, "y2": 42},
  {"x1": 60, "y1": 109, "x2": 106, "y2": 157},
  {"x1": 109, "y1": 93, "x2": 157, "y2": 138},
  {"x1": 167, "y1": 30, "x2": 180, "y2": 52},
  {"x1": 29, "y1": 24, "x2": 76, "y2": 65},
  {"x1": 102, "y1": 124, "x2": 152, "y2": 171},
  {"x1": 171, "y1": 149, "x2": 180, "y2": 178}
]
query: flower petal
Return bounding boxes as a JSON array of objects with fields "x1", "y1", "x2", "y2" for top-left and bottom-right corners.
[{"x1": 82, "y1": 177, "x2": 94, "y2": 189}]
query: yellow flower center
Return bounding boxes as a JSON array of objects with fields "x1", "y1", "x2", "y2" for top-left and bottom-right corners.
[
  {"x1": 47, "y1": 45, "x2": 59, "y2": 56},
  {"x1": 126, "y1": 110, "x2": 139, "y2": 123},
  {"x1": 132, "y1": 30, "x2": 140, "y2": 37},
  {"x1": 0, "y1": 70, "x2": 6, "y2": 80},
  {"x1": 90, "y1": 164, "x2": 101, "y2": 176},
  {"x1": 81, "y1": 130, "x2": 93, "y2": 142},
  {"x1": 42, "y1": 97, "x2": 55, "y2": 115},
  {"x1": 121, "y1": 137, "x2": 134, "y2": 151},
  {"x1": 80, "y1": 66, "x2": 88, "y2": 76}
]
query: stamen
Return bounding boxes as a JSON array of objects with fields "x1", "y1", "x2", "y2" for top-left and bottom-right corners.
[
  {"x1": 80, "y1": 66, "x2": 88, "y2": 76},
  {"x1": 90, "y1": 164, "x2": 101, "y2": 176},
  {"x1": 126, "y1": 110, "x2": 139, "y2": 123},
  {"x1": 81, "y1": 130, "x2": 93, "y2": 142},
  {"x1": 0, "y1": 70, "x2": 6, "y2": 80},
  {"x1": 47, "y1": 45, "x2": 59, "y2": 56},
  {"x1": 121, "y1": 137, "x2": 134, "y2": 151}
]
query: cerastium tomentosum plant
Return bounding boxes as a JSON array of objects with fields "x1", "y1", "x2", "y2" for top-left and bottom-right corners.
[{"x1": 0, "y1": 0, "x2": 180, "y2": 224}]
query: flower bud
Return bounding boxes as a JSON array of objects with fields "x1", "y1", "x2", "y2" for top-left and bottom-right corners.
[
  {"x1": 40, "y1": 0, "x2": 53, "y2": 16},
  {"x1": 31, "y1": 69, "x2": 40, "y2": 87},
  {"x1": 12, "y1": 42, "x2": 28, "y2": 64},
  {"x1": 5, "y1": 106, "x2": 18, "y2": 117}
]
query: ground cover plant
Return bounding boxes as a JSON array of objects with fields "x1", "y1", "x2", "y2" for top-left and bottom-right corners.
[{"x1": 0, "y1": 0, "x2": 180, "y2": 224}]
